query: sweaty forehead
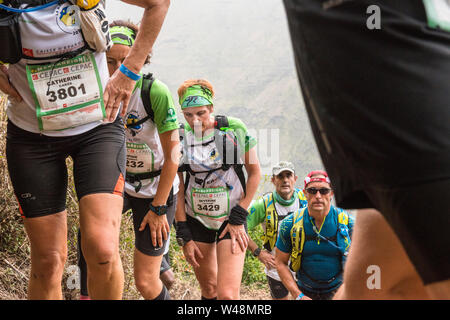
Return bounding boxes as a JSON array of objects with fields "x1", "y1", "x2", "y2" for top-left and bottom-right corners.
[{"x1": 306, "y1": 180, "x2": 330, "y2": 189}]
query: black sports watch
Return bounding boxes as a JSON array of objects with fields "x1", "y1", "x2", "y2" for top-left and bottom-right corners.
[
  {"x1": 176, "y1": 237, "x2": 187, "y2": 247},
  {"x1": 149, "y1": 203, "x2": 168, "y2": 216},
  {"x1": 252, "y1": 247, "x2": 262, "y2": 257}
]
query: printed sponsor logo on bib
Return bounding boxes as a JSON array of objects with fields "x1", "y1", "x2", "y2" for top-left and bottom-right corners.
[
  {"x1": 191, "y1": 187, "x2": 230, "y2": 230},
  {"x1": 26, "y1": 53, "x2": 105, "y2": 131}
]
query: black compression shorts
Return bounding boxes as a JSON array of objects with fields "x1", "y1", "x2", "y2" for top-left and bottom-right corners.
[
  {"x1": 283, "y1": 0, "x2": 450, "y2": 284},
  {"x1": 124, "y1": 192, "x2": 176, "y2": 256},
  {"x1": 267, "y1": 276, "x2": 289, "y2": 299},
  {"x1": 186, "y1": 214, "x2": 248, "y2": 244},
  {"x1": 6, "y1": 119, "x2": 126, "y2": 218}
]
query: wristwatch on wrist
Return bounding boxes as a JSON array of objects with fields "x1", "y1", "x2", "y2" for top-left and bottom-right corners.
[
  {"x1": 149, "y1": 203, "x2": 168, "y2": 216},
  {"x1": 176, "y1": 237, "x2": 187, "y2": 247},
  {"x1": 252, "y1": 247, "x2": 262, "y2": 257}
]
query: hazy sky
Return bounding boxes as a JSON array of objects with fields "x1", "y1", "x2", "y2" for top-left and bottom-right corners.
[{"x1": 106, "y1": 0, "x2": 296, "y2": 88}]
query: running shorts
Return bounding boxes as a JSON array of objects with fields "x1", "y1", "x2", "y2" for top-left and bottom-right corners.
[
  {"x1": 186, "y1": 215, "x2": 248, "y2": 244},
  {"x1": 124, "y1": 191, "x2": 176, "y2": 256},
  {"x1": 6, "y1": 118, "x2": 126, "y2": 218},
  {"x1": 267, "y1": 276, "x2": 289, "y2": 299},
  {"x1": 283, "y1": 0, "x2": 450, "y2": 284},
  {"x1": 160, "y1": 253, "x2": 171, "y2": 275}
]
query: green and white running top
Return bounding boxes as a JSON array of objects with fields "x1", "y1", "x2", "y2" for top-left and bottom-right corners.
[
  {"x1": 182, "y1": 117, "x2": 256, "y2": 230},
  {"x1": 124, "y1": 78, "x2": 180, "y2": 198},
  {"x1": 7, "y1": 2, "x2": 110, "y2": 136}
]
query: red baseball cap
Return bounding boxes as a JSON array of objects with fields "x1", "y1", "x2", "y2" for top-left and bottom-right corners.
[{"x1": 304, "y1": 170, "x2": 331, "y2": 189}]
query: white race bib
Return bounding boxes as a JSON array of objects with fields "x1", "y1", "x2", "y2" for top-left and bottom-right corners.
[
  {"x1": 26, "y1": 53, "x2": 105, "y2": 131},
  {"x1": 126, "y1": 142, "x2": 155, "y2": 178},
  {"x1": 191, "y1": 187, "x2": 230, "y2": 230}
]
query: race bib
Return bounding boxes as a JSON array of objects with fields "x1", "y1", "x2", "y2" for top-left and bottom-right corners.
[
  {"x1": 423, "y1": 0, "x2": 450, "y2": 32},
  {"x1": 26, "y1": 53, "x2": 105, "y2": 131},
  {"x1": 191, "y1": 187, "x2": 230, "y2": 230},
  {"x1": 126, "y1": 142, "x2": 155, "y2": 179}
]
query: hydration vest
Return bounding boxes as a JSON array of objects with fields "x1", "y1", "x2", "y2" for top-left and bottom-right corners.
[
  {"x1": 124, "y1": 73, "x2": 163, "y2": 192},
  {"x1": 0, "y1": 0, "x2": 108, "y2": 64},
  {"x1": 179, "y1": 115, "x2": 247, "y2": 195},
  {"x1": 0, "y1": 0, "x2": 63, "y2": 63},
  {"x1": 289, "y1": 207, "x2": 351, "y2": 273},
  {"x1": 262, "y1": 189, "x2": 307, "y2": 252}
]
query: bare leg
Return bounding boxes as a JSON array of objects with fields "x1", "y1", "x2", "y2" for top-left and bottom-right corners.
[
  {"x1": 160, "y1": 269, "x2": 175, "y2": 290},
  {"x1": 193, "y1": 242, "x2": 218, "y2": 299},
  {"x1": 216, "y1": 239, "x2": 246, "y2": 300},
  {"x1": 334, "y1": 209, "x2": 429, "y2": 300},
  {"x1": 24, "y1": 211, "x2": 67, "y2": 300},
  {"x1": 425, "y1": 280, "x2": 450, "y2": 300},
  {"x1": 79, "y1": 193, "x2": 124, "y2": 300},
  {"x1": 134, "y1": 248, "x2": 165, "y2": 299}
]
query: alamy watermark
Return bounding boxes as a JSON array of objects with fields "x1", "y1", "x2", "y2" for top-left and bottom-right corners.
[
  {"x1": 366, "y1": 265, "x2": 381, "y2": 290},
  {"x1": 66, "y1": 265, "x2": 81, "y2": 290},
  {"x1": 366, "y1": 5, "x2": 381, "y2": 30}
]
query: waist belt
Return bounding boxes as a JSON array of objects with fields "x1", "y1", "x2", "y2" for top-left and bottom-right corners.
[
  {"x1": 126, "y1": 170, "x2": 162, "y2": 193},
  {"x1": 126, "y1": 170, "x2": 162, "y2": 183}
]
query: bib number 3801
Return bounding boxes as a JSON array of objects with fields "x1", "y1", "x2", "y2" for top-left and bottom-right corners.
[
  {"x1": 27, "y1": 53, "x2": 105, "y2": 132},
  {"x1": 47, "y1": 84, "x2": 86, "y2": 103}
]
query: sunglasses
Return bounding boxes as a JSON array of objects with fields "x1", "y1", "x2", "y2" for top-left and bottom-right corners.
[{"x1": 305, "y1": 187, "x2": 332, "y2": 195}]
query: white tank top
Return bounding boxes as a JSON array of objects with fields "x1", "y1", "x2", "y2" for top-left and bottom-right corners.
[{"x1": 6, "y1": 2, "x2": 110, "y2": 136}]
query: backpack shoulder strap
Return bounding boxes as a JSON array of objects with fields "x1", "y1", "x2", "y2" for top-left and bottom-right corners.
[
  {"x1": 214, "y1": 114, "x2": 229, "y2": 130},
  {"x1": 295, "y1": 188, "x2": 307, "y2": 201},
  {"x1": 214, "y1": 115, "x2": 246, "y2": 194},
  {"x1": 141, "y1": 73, "x2": 155, "y2": 122},
  {"x1": 263, "y1": 192, "x2": 279, "y2": 251},
  {"x1": 262, "y1": 192, "x2": 273, "y2": 210},
  {"x1": 337, "y1": 209, "x2": 351, "y2": 253},
  {"x1": 15, "y1": 0, "x2": 56, "y2": 6},
  {"x1": 338, "y1": 209, "x2": 349, "y2": 226},
  {"x1": 289, "y1": 207, "x2": 306, "y2": 272}
]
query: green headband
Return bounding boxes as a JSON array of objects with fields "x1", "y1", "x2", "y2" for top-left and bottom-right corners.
[
  {"x1": 179, "y1": 85, "x2": 214, "y2": 109},
  {"x1": 110, "y1": 26, "x2": 136, "y2": 47}
]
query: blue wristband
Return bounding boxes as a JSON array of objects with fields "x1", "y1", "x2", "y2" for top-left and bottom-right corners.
[
  {"x1": 296, "y1": 293, "x2": 305, "y2": 300},
  {"x1": 119, "y1": 64, "x2": 141, "y2": 81}
]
